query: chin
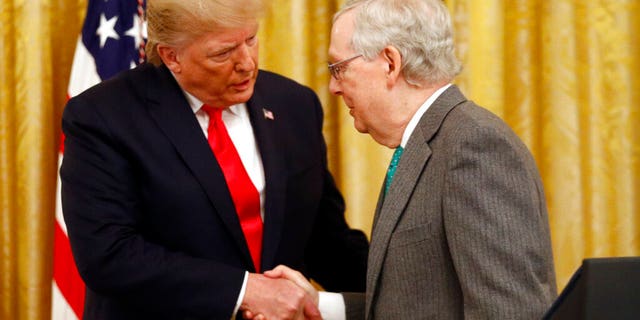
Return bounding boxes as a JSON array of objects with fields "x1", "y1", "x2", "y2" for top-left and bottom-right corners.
[
  {"x1": 354, "y1": 122, "x2": 368, "y2": 134},
  {"x1": 235, "y1": 87, "x2": 255, "y2": 104}
]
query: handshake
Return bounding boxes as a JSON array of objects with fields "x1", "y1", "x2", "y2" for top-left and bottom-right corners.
[{"x1": 241, "y1": 265, "x2": 323, "y2": 320}]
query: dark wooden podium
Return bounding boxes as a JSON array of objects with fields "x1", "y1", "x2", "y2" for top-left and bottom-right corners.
[{"x1": 542, "y1": 257, "x2": 640, "y2": 319}]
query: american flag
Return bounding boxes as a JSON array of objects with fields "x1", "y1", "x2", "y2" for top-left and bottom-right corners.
[
  {"x1": 262, "y1": 108, "x2": 275, "y2": 120},
  {"x1": 52, "y1": 1, "x2": 146, "y2": 319}
]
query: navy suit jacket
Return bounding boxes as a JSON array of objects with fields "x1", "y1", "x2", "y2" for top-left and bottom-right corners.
[{"x1": 61, "y1": 64, "x2": 368, "y2": 319}]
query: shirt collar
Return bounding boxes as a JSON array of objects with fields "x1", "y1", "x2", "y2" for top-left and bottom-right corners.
[
  {"x1": 400, "y1": 83, "x2": 452, "y2": 148},
  {"x1": 169, "y1": 70, "x2": 244, "y2": 116},
  {"x1": 182, "y1": 90, "x2": 244, "y2": 116}
]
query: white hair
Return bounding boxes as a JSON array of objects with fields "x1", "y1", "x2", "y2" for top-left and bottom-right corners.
[{"x1": 335, "y1": 0, "x2": 462, "y2": 86}]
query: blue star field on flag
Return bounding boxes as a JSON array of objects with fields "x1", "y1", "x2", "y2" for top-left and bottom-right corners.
[{"x1": 80, "y1": 0, "x2": 147, "y2": 80}]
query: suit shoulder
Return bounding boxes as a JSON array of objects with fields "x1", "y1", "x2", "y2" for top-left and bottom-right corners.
[
  {"x1": 65, "y1": 65, "x2": 156, "y2": 115},
  {"x1": 449, "y1": 101, "x2": 511, "y2": 133},
  {"x1": 444, "y1": 101, "x2": 535, "y2": 157},
  {"x1": 70, "y1": 68, "x2": 130, "y2": 102}
]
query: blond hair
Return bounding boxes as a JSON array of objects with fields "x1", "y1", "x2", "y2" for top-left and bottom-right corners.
[{"x1": 145, "y1": 0, "x2": 266, "y2": 65}]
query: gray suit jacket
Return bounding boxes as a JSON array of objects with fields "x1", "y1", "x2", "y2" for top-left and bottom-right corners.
[{"x1": 344, "y1": 85, "x2": 556, "y2": 319}]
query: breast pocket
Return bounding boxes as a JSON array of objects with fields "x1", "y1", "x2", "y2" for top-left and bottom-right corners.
[{"x1": 388, "y1": 223, "x2": 433, "y2": 248}]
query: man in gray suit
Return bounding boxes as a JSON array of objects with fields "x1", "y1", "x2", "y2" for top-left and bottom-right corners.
[{"x1": 254, "y1": 0, "x2": 557, "y2": 319}]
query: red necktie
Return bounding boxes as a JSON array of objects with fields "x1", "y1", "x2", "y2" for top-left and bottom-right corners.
[{"x1": 202, "y1": 105, "x2": 263, "y2": 272}]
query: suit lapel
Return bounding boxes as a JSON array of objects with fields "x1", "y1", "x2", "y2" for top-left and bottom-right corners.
[
  {"x1": 245, "y1": 81, "x2": 286, "y2": 271},
  {"x1": 366, "y1": 138, "x2": 432, "y2": 318},
  {"x1": 143, "y1": 65, "x2": 255, "y2": 269},
  {"x1": 366, "y1": 85, "x2": 467, "y2": 318}
]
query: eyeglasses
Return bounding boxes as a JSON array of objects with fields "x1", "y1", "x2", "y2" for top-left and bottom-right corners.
[{"x1": 328, "y1": 54, "x2": 363, "y2": 80}]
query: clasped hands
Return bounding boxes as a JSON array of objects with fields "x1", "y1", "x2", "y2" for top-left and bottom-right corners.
[{"x1": 241, "y1": 265, "x2": 322, "y2": 320}]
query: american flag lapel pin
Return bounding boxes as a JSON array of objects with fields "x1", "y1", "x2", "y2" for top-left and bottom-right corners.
[{"x1": 262, "y1": 108, "x2": 275, "y2": 120}]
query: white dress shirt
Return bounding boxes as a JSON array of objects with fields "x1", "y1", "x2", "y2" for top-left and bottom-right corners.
[
  {"x1": 399, "y1": 83, "x2": 451, "y2": 148},
  {"x1": 183, "y1": 91, "x2": 264, "y2": 319}
]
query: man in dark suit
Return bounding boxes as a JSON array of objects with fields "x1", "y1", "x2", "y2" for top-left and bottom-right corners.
[
  {"x1": 60, "y1": 0, "x2": 368, "y2": 319},
  {"x1": 266, "y1": 0, "x2": 557, "y2": 319}
]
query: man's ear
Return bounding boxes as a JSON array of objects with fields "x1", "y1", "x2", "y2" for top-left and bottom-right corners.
[
  {"x1": 382, "y1": 46, "x2": 402, "y2": 86},
  {"x1": 157, "y1": 45, "x2": 181, "y2": 73}
]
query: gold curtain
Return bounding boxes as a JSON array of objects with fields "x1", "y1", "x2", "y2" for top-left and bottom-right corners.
[
  {"x1": 1, "y1": 0, "x2": 638, "y2": 319},
  {"x1": 1, "y1": 0, "x2": 87, "y2": 319}
]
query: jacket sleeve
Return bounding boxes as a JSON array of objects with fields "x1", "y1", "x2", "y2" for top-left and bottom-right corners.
[
  {"x1": 61, "y1": 94, "x2": 244, "y2": 319},
  {"x1": 343, "y1": 292, "x2": 366, "y2": 320},
  {"x1": 443, "y1": 118, "x2": 556, "y2": 319},
  {"x1": 302, "y1": 91, "x2": 369, "y2": 292}
]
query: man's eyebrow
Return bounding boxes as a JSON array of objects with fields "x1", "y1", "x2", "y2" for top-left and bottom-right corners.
[{"x1": 208, "y1": 42, "x2": 239, "y2": 55}]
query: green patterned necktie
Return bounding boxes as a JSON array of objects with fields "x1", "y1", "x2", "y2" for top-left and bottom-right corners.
[{"x1": 384, "y1": 146, "x2": 404, "y2": 195}]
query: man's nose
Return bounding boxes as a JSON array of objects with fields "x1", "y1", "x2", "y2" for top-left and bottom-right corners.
[
  {"x1": 329, "y1": 77, "x2": 342, "y2": 96},
  {"x1": 234, "y1": 45, "x2": 255, "y2": 72}
]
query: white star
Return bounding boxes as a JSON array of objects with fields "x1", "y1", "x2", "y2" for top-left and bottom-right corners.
[
  {"x1": 96, "y1": 13, "x2": 119, "y2": 48},
  {"x1": 125, "y1": 14, "x2": 147, "y2": 49}
]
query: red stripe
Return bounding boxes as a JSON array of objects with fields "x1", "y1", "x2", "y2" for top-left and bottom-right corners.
[
  {"x1": 59, "y1": 134, "x2": 65, "y2": 153},
  {"x1": 53, "y1": 222, "x2": 85, "y2": 318}
]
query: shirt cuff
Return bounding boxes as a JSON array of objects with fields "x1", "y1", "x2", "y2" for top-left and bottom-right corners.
[
  {"x1": 318, "y1": 291, "x2": 346, "y2": 320},
  {"x1": 232, "y1": 271, "x2": 249, "y2": 319}
]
